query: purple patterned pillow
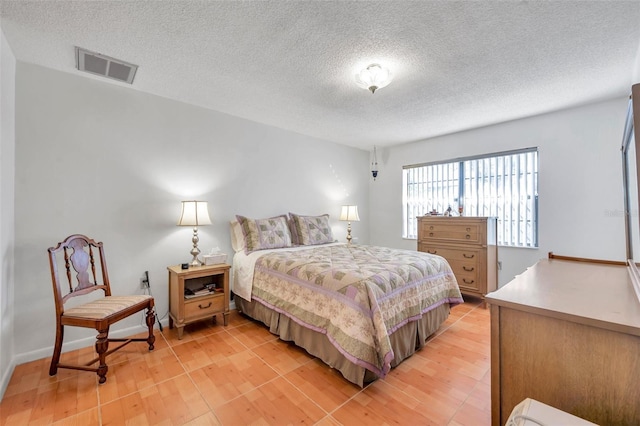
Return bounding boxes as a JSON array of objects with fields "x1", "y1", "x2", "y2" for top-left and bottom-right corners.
[
  {"x1": 288, "y1": 216, "x2": 299, "y2": 245},
  {"x1": 289, "y1": 213, "x2": 334, "y2": 245},
  {"x1": 236, "y1": 214, "x2": 293, "y2": 253}
]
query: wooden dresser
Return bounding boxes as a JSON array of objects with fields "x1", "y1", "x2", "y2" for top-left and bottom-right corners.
[
  {"x1": 486, "y1": 256, "x2": 640, "y2": 426},
  {"x1": 417, "y1": 216, "x2": 497, "y2": 303}
]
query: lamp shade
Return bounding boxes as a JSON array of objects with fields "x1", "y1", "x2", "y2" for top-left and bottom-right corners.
[
  {"x1": 340, "y1": 205, "x2": 360, "y2": 222},
  {"x1": 177, "y1": 201, "x2": 212, "y2": 226}
]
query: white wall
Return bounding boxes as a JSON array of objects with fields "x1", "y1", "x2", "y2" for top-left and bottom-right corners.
[
  {"x1": 370, "y1": 97, "x2": 628, "y2": 286},
  {"x1": 11, "y1": 63, "x2": 369, "y2": 362},
  {"x1": 4, "y1": 58, "x2": 631, "y2": 398},
  {"x1": 0, "y1": 27, "x2": 16, "y2": 399}
]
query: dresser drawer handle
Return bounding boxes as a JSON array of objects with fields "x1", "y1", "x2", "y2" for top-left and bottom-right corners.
[
  {"x1": 427, "y1": 250, "x2": 437, "y2": 254},
  {"x1": 465, "y1": 234, "x2": 471, "y2": 239},
  {"x1": 463, "y1": 279, "x2": 475, "y2": 284},
  {"x1": 463, "y1": 266, "x2": 475, "y2": 272},
  {"x1": 466, "y1": 227, "x2": 471, "y2": 231},
  {"x1": 429, "y1": 232, "x2": 434, "y2": 237},
  {"x1": 198, "y1": 302, "x2": 212, "y2": 310},
  {"x1": 429, "y1": 226, "x2": 434, "y2": 230},
  {"x1": 463, "y1": 253, "x2": 475, "y2": 258}
]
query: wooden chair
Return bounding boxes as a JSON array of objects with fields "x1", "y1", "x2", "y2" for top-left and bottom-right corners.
[{"x1": 47, "y1": 234, "x2": 155, "y2": 384}]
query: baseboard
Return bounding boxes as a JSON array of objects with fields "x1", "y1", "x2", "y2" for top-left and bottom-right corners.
[
  {"x1": 17, "y1": 319, "x2": 169, "y2": 365},
  {"x1": 0, "y1": 357, "x2": 16, "y2": 402},
  {"x1": 0, "y1": 318, "x2": 169, "y2": 402},
  {"x1": 0, "y1": 302, "x2": 240, "y2": 402}
]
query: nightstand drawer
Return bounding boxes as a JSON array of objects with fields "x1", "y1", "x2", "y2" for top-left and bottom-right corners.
[{"x1": 184, "y1": 294, "x2": 224, "y2": 319}]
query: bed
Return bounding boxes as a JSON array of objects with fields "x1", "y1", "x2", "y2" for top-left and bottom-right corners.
[{"x1": 231, "y1": 213, "x2": 463, "y2": 387}]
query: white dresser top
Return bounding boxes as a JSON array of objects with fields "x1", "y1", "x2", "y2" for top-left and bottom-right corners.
[{"x1": 485, "y1": 258, "x2": 640, "y2": 336}]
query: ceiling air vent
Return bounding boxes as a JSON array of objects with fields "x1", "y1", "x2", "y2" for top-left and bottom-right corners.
[{"x1": 75, "y1": 47, "x2": 138, "y2": 84}]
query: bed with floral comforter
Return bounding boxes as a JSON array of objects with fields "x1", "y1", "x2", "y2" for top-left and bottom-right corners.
[{"x1": 233, "y1": 243, "x2": 463, "y2": 386}]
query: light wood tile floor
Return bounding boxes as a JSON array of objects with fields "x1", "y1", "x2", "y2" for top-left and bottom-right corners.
[{"x1": 0, "y1": 298, "x2": 490, "y2": 425}]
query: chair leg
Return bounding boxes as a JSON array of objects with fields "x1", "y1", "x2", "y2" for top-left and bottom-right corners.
[
  {"x1": 49, "y1": 323, "x2": 64, "y2": 376},
  {"x1": 146, "y1": 307, "x2": 156, "y2": 350},
  {"x1": 95, "y1": 328, "x2": 109, "y2": 384}
]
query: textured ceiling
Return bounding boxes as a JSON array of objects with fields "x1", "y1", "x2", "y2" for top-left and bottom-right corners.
[{"x1": 2, "y1": 1, "x2": 640, "y2": 150}]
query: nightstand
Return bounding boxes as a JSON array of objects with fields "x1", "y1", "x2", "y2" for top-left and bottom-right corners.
[{"x1": 167, "y1": 263, "x2": 230, "y2": 339}]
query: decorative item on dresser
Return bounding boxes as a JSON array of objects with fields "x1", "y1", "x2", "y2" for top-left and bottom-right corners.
[
  {"x1": 417, "y1": 216, "x2": 498, "y2": 306},
  {"x1": 167, "y1": 263, "x2": 230, "y2": 339}
]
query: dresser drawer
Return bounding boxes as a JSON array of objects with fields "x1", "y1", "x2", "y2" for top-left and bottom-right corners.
[
  {"x1": 420, "y1": 245, "x2": 483, "y2": 292},
  {"x1": 419, "y1": 244, "x2": 480, "y2": 262},
  {"x1": 184, "y1": 294, "x2": 224, "y2": 320},
  {"x1": 454, "y1": 268, "x2": 482, "y2": 292},
  {"x1": 419, "y1": 221, "x2": 482, "y2": 244}
]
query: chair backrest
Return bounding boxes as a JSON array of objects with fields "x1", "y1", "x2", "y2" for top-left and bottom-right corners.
[{"x1": 48, "y1": 234, "x2": 112, "y2": 314}]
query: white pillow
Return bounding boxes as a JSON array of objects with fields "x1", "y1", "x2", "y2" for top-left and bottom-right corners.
[{"x1": 229, "y1": 220, "x2": 245, "y2": 252}]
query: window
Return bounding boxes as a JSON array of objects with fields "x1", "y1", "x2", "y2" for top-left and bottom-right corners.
[{"x1": 402, "y1": 148, "x2": 539, "y2": 247}]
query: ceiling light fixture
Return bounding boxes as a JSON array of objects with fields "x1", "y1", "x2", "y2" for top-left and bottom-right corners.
[{"x1": 355, "y1": 64, "x2": 392, "y2": 94}]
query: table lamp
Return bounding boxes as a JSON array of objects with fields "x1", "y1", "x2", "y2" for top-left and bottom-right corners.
[
  {"x1": 177, "y1": 200, "x2": 212, "y2": 266},
  {"x1": 340, "y1": 205, "x2": 360, "y2": 244}
]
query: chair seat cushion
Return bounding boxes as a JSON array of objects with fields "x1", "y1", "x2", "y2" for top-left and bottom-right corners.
[{"x1": 63, "y1": 295, "x2": 153, "y2": 320}]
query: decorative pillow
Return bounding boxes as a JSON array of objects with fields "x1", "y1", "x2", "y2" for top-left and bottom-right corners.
[
  {"x1": 235, "y1": 214, "x2": 293, "y2": 253},
  {"x1": 288, "y1": 216, "x2": 299, "y2": 245},
  {"x1": 289, "y1": 213, "x2": 334, "y2": 246},
  {"x1": 229, "y1": 220, "x2": 245, "y2": 252}
]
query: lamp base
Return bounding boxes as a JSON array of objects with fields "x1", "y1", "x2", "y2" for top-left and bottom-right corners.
[{"x1": 189, "y1": 226, "x2": 203, "y2": 266}]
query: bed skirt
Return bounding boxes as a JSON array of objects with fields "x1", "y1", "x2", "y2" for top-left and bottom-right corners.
[{"x1": 235, "y1": 296, "x2": 451, "y2": 387}]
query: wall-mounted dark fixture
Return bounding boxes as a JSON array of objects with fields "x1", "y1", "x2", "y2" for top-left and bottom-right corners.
[{"x1": 371, "y1": 146, "x2": 379, "y2": 180}]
